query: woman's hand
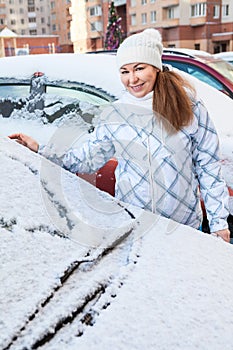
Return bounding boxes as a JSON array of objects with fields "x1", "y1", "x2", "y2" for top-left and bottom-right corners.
[
  {"x1": 8, "y1": 133, "x2": 39, "y2": 153},
  {"x1": 212, "y1": 228, "x2": 231, "y2": 243}
]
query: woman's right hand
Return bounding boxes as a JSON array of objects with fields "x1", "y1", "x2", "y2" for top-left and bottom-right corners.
[{"x1": 8, "y1": 133, "x2": 39, "y2": 153}]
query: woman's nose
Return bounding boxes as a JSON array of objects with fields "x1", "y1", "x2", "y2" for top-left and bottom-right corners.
[{"x1": 129, "y1": 72, "x2": 138, "y2": 84}]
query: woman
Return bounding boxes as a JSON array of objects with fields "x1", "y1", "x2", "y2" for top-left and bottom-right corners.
[{"x1": 9, "y1": 29, "x2": 230, "y2": 242}]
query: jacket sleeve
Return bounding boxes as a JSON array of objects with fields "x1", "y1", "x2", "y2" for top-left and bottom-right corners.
[
  {"x1": 62, "y1": 124, "x2": 116, "y2": 174},
  {"x1": 191, "y1": 100, "x2": 229, "y2": 233}
]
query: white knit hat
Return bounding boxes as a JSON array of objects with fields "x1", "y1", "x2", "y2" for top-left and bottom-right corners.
[{"x1": 116, "y1": 28, "x2": 163, "y2": 71}]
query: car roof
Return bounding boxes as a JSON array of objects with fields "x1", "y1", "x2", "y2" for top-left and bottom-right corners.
[
  {"x1": 0, "y1": 53, "x2": 123, "y2": 99},
  {"x1": 214, "y1": 51, "x2": 233, "y2": 59},
  {"x1": 163, "y1": 47, "x2": 212, "y2": 58}
]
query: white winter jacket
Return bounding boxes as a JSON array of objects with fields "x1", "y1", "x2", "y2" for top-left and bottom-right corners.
[{"x1": 44, "y1": 91, "x2": 229, "y2": 232}]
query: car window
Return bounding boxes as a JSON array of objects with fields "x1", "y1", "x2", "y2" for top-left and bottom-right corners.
[
  {"x1": 0, "y1": 84, "x2": 29, "y2": 98},
  {"x1": 163, "y1": 60, "x2": 227, "y2": 91}
]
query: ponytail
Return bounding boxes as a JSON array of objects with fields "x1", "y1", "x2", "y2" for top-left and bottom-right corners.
[{"x1": 152, "y1": 68, "x2": 195, "y2": 132}]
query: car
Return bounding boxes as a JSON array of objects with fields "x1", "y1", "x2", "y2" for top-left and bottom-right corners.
[
  {"x1": 0, "y1": 52, "x2": 232, "y2": 229},
  {"x1": 162, "y1": 48, "x2": 233, "y2": 99},
  {"x1": 214, "y1": 51, "x2": 233, "y2": 65},
  {"x1": 1, "y1": 52, "x2": 233, "y2": 349}
]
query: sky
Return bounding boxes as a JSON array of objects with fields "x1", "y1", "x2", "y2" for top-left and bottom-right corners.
[{"x1": 1, "y1": 53, "x2": 233, "y2": 349}]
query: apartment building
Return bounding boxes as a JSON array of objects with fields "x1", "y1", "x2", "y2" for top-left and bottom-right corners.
[
  {"x1": 50, "y1": 0, "x2": 73, "y2": 52},
  {"x1": 127, "y1": 0, "x2": 233, "y2": 52},
  {"x1": 2, "y1": 0, "x2": 51, "y2": 36},
  {"x1": 70, "y1": 0, "x2": 233, "y2": 54},
  {"x1": 0, "y1": 0, "x2": 6, "y2": 31},
  {"x1": 0, "y1": 0, "x2": 73, "y2": 53}
]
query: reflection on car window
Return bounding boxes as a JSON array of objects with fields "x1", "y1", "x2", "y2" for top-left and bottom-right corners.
[{"x1": 46, "y1": 86, "x2": 109, "y2": 106}]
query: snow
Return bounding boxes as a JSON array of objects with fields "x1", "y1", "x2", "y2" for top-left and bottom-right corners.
[{"x1": 1, "y1": 53, "x2": 233, "y2": 349}]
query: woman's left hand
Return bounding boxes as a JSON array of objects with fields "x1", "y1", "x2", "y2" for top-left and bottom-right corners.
[{"x1": 212, "y1": 229, "x2": 231, "y2": 243}]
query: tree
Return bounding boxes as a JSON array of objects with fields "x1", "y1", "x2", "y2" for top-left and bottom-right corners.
[{"x1": 104, "y1": 1, "x2": 123, "y2": 50}]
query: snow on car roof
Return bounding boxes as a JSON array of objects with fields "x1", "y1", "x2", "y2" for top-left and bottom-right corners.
[{"x1": 0, "y1": 53, "x2": 123, "y2": 99}]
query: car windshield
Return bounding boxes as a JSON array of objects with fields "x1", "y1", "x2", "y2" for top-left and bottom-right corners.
[{"x1": 0, "y1": 77, "x2": 112, "y2": 126}]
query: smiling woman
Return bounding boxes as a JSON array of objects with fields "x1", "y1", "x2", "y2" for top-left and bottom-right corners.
[{"x1": 8, "y1": 29, "x2": 230, "y2": 243}]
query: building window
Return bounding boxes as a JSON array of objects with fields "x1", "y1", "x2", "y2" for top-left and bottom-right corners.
[
  {"x1": 42, "y1": 28, "x2": 46, "y2": 34},
  {"x1": 28, "y1": 0, "x2": 34, "y2": 4},
  {"x1": 151, "y1": 10, "x2": 156, "y2": 23},
  {"x1": 91, "y1": 21, "x2": 103, "y2": 31},
  {"x1": 52, "y1": 24, "x2": 56, "y2": 31},
  {"x1": 51, "y1": 1, "x2": 55, "y2": 9},
  {"x1": 10, "y1": 8, "x2": 15, "y2": 14},
  {"x1": 41, "y1": 17, "x2": 45, "y2": 23},
  {"x1": 213, "y1": 5, "x2": 220, "y2": 18},
  {"x1": 168, "y1": 7, "x2": 175, "y2": 19},
  {"x1": 194, "y1": 43, "x2": 200, "y2": 50},
  {"x1": 131, "y1": 0, "x2": 136, "y2": 6},
  {"x1": 150, "y1": 0, "x2": 155, "y2": 3},
  {"x1": 21, "y1": 19, "x2": 24, "y2": 24},
  {"x1": 21, "y1": 29, "x2": 25, "y2": 35},
  {"x1": 20, "y1": 8, "x2": 24, "y2": 13},
  {"x1": 28, "y1": 6, "x2": 35, "y2": 11},
  {"x1": 90, "y1": 5, "x2": 102, "y2": 16},
  {"x1": 222, "y1": 4, "x2": 229, "y2": 17},
  {"x1": 141, "y1": 12, "x2": 147, "y2": 24},
  {"x1": 11, "y1": 19, "x2": 16, "y2": 25},
  {"x1": 19, "y1": 0, "x2": 23, "y2": 3},
  {"x1": 9, "y1": 0, "x2": 14, "y2": 3},
  {"x1": 0, "y1": 18, "x2": 4, "y2": 25},
  {"x1": 29, "y1": 29, "x2": 37, "y2": 35},
  {"x1": 191, "y1": 3, "x2": 206, "y2": 17},
  {"x1": 29, "y1": 17, "x2": 36, "y2": 23},
  {"x1": 141, "y1": 0, "x2": 147, "y2": 4},
  {"x1": 131, "y1": 13, "x2": 136, "y2": 26}
]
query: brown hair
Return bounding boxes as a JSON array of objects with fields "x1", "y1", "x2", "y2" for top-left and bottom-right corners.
[{"x1": 152, "y1": 68, "x2": 195, "y2": 132}]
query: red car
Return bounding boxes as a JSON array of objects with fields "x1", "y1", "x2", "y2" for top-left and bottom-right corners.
[{"x1": 162, "y1": 49, "x2": 233, "y2": 99}]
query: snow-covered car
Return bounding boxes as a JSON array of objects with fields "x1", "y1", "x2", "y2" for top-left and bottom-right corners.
[{"x1": 1, "y1": 53, "x2": 233, "y2": 350}]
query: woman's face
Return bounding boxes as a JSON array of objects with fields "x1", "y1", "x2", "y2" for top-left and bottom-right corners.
[{"x1": 120, "y1": 63, "x2": 159, "y2": 98}]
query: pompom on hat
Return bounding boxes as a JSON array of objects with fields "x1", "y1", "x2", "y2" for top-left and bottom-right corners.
[{"x1": 116, "y1": 28, "x2": 163, "y2": 71}]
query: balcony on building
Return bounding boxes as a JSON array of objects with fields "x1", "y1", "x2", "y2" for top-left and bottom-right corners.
[
  {"x1": 161, "y1": 5, "x2": 180, "y2": 28},
  {"x1": 28, "y1": 12, "x2": 36, "y2": 18},
  {"x1": 89, "y1": 20, "x2": 103, "y2": 39},
  {"x1": 28, "y1": 23, "x2": 37, "y2": 29},
  {"x1": 161, "y1": 18, "x2": 180, "y2": 28},
  {"x1": 162, "y1": 0, "x2": 179, "y2": 7},
  {"x1": 114, "y1": 0, "x2": 126, "y2": 5},
  {"x1": 190, "y1": 16, "x2": 206, "y2": 26}
]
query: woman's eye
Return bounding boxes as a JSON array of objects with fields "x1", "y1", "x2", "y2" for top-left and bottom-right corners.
[{"x1": 136, "y1": 66, "x2": 144, "y2": 71}]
